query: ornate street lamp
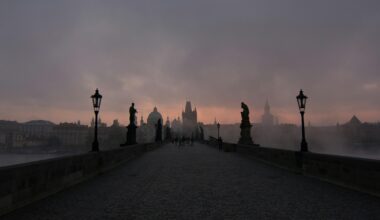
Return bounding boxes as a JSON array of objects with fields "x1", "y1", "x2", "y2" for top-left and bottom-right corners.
[
  {"x1": 296, "y1": 89, "x2": 308, "y2": 152},
  {"x1": 91, "y1": 88, "x2": 102, "y2": 152},
  {"x1": 217, "y1": 122, "x2": 220, "y2": 139}
]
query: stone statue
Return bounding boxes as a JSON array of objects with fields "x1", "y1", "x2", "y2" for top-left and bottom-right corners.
[
  {"x1": 241, "y1": 102, "x2": 250, "y2": 122},
  {"x1": 121, "y1": 103, "x2": 138, "y2": 146},
  {"x1": 129, "y1": 103, "x2": 137, "y2": 125},
  {"x1": 238, "y1": 102, "x2": 257, "y2": 146},
  {"x1": 155, "y1": 119, "x2": 163, "y2": 142}
]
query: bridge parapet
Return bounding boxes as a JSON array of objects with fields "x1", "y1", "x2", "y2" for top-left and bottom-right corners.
[
  {"x1": 302, "y1": 152, "x2": 380, "y2": 195},
  {"x1": 206, "y1": 141, "x2": 380, "y2": 197},
  {"x1": 0, "y1": 143, "x2": 161, "y2": 216}
]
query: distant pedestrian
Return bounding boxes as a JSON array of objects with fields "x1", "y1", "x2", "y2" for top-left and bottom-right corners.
[{"x1": 177, "y1": 137, "x2": 181, "y2": 148}]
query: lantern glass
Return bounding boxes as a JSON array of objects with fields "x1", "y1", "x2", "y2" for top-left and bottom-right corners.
[
  {"x1": 296, "y1": 90, "x2": 307, "y2": 113},
  {"x1": 91, "y1": 89, "x2": 102, "y2": 112}
]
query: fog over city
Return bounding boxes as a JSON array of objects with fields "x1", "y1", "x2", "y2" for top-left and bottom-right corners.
[{"x1": 0, "y1": 0, "x2": 379, "y2": 126}]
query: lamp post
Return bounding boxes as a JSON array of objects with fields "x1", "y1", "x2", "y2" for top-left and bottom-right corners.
[
  {"x1": 296, "y1": 89, "x2": 308, "y2": 152},
  {"x1": 91, "y1": 89, "x2": 102, "y2": 152},
  {"x1": 217, "y1": 122, "x2": 220, "y2": 139}
]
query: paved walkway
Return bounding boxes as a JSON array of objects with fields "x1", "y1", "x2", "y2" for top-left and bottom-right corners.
[{"x1": 2, "y1": 143, "x2": 380, "y2": 219}]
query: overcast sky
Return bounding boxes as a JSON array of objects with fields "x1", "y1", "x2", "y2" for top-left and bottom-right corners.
[{"x1": 0, "y1": 0, "x2": 379, "y2": 125}]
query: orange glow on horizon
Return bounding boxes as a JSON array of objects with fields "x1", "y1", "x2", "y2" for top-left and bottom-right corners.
[{"x1": 0, "y1": 102, "x2": 379, "y2": 127}]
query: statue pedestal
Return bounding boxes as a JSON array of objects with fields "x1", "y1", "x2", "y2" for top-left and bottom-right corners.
[
  {"x1": 238, "y1": 121, "x2": 257, "y2": 146},
  {"x1": 121, "y1": 124, "x2": 137, "y2": 146}
]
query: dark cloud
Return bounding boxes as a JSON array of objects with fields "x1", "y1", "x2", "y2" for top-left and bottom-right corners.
[{"x1": 0, "y1": 0, "x2": 379, "y2": 124}]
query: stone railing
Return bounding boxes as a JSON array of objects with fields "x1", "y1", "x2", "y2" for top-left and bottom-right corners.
[
  {"x1": 0, "y1": 143, "x2": 161, "y2": 216},
  {"x1": 207, "y1": 137, "x2": 236, "y2": 152},
  {"x1": 205, "y1": 141, "x2": 380, "y2": 196}
]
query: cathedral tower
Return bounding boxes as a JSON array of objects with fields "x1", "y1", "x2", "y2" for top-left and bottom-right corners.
[
  {"x1": 182, "y1": 101, "x2": 198, "y2": 137},
  {"x1": 261, "y1": 100, "x2": 274, "y2": 127}
]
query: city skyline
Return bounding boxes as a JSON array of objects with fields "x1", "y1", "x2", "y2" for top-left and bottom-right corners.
[{"x1": 0, "y1": 99, "x2": 376, "y2": 127}]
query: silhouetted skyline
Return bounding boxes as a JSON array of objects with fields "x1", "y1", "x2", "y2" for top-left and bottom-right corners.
[{"x1": 0, "y1": 0, "x2": 379, "y2": 125}]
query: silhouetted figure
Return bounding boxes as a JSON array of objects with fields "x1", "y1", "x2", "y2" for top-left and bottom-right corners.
[
  {"x1": 155, "y1": 119, "x2": 163, "y2": 143},
  {"x1": 121, "y1": 103, "x2": 138, "y2": 146},
  {"x1": 178, "y1": 137, "x2": 182, "y2": 148},
  {"x1": 174, "y1": 137, "x2": 178, "y2": 147},
  {"x1": 238, "y1": 102, "x2": 255, "y2": 145},
  {"x1": 164, "y1": 126, "x2": 172, "y2": 142},
  {"x1": 199, "y1": 126, "x2": 205, "y2": 141},
  {"x1": 129, "y1": 103, "x2": 137, "y2": 125}
]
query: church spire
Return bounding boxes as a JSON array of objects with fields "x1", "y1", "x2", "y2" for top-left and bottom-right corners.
[
  {"x1": 166, "y1": 117, "x2": 170, "y2": 127},
  {"x1": 185, "y1": 101, "x2": 192, "y2": 113},
  {"x1": 265, "y1": 99, "x2": 270, "y2": 114},
  {"x1": 140, "y1": 115, "x2": 144, "y2": 126}
]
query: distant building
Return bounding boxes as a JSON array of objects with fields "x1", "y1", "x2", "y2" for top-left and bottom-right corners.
[
  {"x1": 165, "y1": 117, "x2": 171, "y2": 128},
  {"x1": 147, "y1": 107, "x2": 163, "y2": 126},
  {"x1": 22, "y1": 120, "x2": 55, "y2": 138},
  {"x1": 261, "y1": 100, "x2": 274, "y2": 127},
  {"x1": 52, "y1": 122, "x2": 89, "y2": 147},
  {"x1": 137, "y1": 107, "x2": 164, "y2": 143},
  {"x1": 91, "y1": 117, "x2": 107, "y2": 128},
  {"x1": 341, "y1": 115, "x2": 364, "y2": 145},
  {"x1": 171, "y1": 117, "x2": 182, "y2": 137},
  {"x1": 105, "y1": 119, "x2": 125, "y2": 148},
  {"x1": 182, "y1": 101, "x2": 198, "y2": 137},
  {"x1": 0, "y1": 120, "x2": 20, "y2": 133},
  {"x1": 140, "y1": 116, "x2": 145, "y2": 126},
  {"x1": 137, "y1": 116, "x2": 150, "y2": 143},
  {"x1": 23, "y1": 136, "x2": 49, "y2": 147},
  {"x1": 4, "y1": 132, "x2": 25, "y2": 148},
  {"x1": 0, "y1": 121, "x2": 24, "y2": 148},
  {"x1": 344, "y1": 115, "x2": 362, "y2": 127},
  {"x1": 0, "y1": 133, "x2": 6, "y2": 146}
]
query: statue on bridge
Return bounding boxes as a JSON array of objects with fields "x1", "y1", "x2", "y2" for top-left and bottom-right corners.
[
  {"x1": 121, "y1": 103, "x2": 138, "y2": 146},
  {"x1": 241, "y1": 102, "x2": 250, "y2": 121},
  {"x1": 155, "y1": 119, "x2": 163, "y2": 143},
  {"x1": 129, "y1": 103, "x2": 137, "y2": 125},
  {"x1": 238, "y1": 102, "x2": 258, "y2": 146}
]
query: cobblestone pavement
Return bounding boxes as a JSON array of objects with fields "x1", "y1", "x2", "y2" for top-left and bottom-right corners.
[{"x1": 2, "y1": 143, "x2": 380, "y2": 220}]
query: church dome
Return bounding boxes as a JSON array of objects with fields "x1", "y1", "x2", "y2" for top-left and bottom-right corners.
[{"x1": 147, "y1": 107, "x2": 163, "y2": 126}]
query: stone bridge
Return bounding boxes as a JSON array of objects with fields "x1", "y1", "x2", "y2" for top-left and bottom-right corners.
[{"x1": 1, "y1": 143, "x2": 380, "y2": 219}]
